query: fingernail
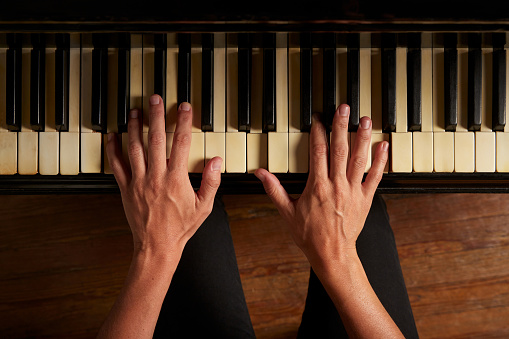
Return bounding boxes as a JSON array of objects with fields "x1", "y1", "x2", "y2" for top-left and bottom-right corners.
[
  {"x1": 361, "y1": 118, "x2": 371, "y2": 129},
  {"x1": 150, "y1": 95, "x2": 159, "y2": 106},
  {"x1": 339, "y1": 105, "x2": 349, "y2": 116},
  {"x1": 130, "y1": 109, "x2": 138, "y2": 119},
  {"x1": 179, "y1": 102, "x2": 191, "y2": 111},
  {"x1": 107, "y1": 133, "x2": 113, "y2": 142},
  {"x1": 312, "y1": 113, "x2": 320, "y2": 123},
  {"x1": 212, "y1": 158, "x2": 222, "y2": 171},
  {"x1": 383, "y1": 141, "x2": 389, "y2": 152}
]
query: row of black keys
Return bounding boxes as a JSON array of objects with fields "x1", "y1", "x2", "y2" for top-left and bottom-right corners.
[{"x1": 4, "y1": 32, "x2": 507, "y2": 134}]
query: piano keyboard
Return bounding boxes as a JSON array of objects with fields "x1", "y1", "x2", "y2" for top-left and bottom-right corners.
[{"x1": 1, "y1": 32, "x2": 509, "y2": 179}]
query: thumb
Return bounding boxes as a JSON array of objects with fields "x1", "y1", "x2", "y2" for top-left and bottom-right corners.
[
  {"x1": 196, "y1": 157, "x2": 222, "y2": 207},
  {"x1": 254, "y1": 168, "x2": 294, "y2": 219}
]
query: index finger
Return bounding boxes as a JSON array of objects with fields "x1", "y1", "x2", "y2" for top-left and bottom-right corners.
[
  {"x1": 167, "y1": 102, "x2": 193, "y2": 173},
  {"x1": 308, "y1": 114, "x2": 329, "y2": 182},
  {"x1": 147, "y1": 94, "x2": 167, "y2": 174}
]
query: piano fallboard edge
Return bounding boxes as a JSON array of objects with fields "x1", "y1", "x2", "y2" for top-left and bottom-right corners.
[{"x1": 1, "y1": 173, "x2": 509, "y2": 194}]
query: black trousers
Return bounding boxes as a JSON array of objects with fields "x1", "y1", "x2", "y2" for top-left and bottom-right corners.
[{"x1": 154, "y1": 195, "x2": 419, "y2": 339}]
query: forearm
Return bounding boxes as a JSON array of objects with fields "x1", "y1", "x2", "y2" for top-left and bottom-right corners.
[
  {"x1": 97, "y1": 248, "x2": 180, "y2": 339},
  {"x1": 314, "y1": 250, "x2": 404, "y2": 339}
]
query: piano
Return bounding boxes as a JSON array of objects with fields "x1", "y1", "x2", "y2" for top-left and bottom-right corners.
[{"x1": 2, "y1": 0, "x2": 509, "y2": 194}]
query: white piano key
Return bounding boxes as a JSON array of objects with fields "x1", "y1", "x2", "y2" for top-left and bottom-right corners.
[
  {"x1": 251, "y1": 46, "x2": 263, "y2": 133},
  {"x1": 205, "y1": 132, "x2": 225, "y2": 173},
  {"x1": 433, "y1": 132, "x2": 455, "y2": 172},
  {"x1": 371, "y1": 46, "x2": 382, "y2": 133},
  {"x1": 39, "y1": 46, "x2": 59, "y2": 175},
  {"x1": 60, "y1": 36, "x2": 80, "y2": 175},
  {"x1": 421, "y1": 33, "x2": 433, "y2": 132},
  {"x1": 189, "y1": 132, "x2": 204, "y2": 173},
  {"x1": 395, "y1": 46, "x2": 407, "y2": 133},
  {"x1": 143, "y1": 35, "x2": 154, "y2": 132},
  {"x1": 288, "y1": 33, "x2": 300, "y2": 133},
  {"x1": 80, "y1": 42, "x2": 102, "y2": 174},
  {"x1": 0, "y1": 133, "x2": 17, "y2": 174},
  {"x1": 247, "y1": 133, "x2": 267, "y2": 173},
  {"x1": 268, "y1": 132, "x2": 288, "y2": 173},
  {"x1": 213, "y1": 33, "x2": 226, "y2": 133},
  {"x1": 226, "y1": 34, "x2": 238, "y2": 132},
  {"x1": 225, "y1": 132, "x2": 246, "y2": 173},
  {"x1": 59, "y1": 132, "x2": 79, "y2": 175},
  {"x1": 289, "y1": 132, "x2": 309, "y2": 173},
  {"x1": 454, "y1": 132, "x2": 475, "y2": 173},
  {"x1": 475, "y1": 131, "x2": 495, "y2": 172},
  {"x1": 390, "y1": 132, "x2": 412, "y2": 173},
  {"x1": 18, "y1": 47, "x2": 38, "y2": 175},
  {"x1": 39, "y1": 132, "x2": 59, "y2": 175},
  {"x1": 18, "y1": 132, "x2": 38, "y2": 175},
  {"x1": 81, "y1": 133, "x2": 102, "y2": 173},
  {"x1": 412, "y1": 132, "x2": 433, "y2": 172},
  {"x1": 359, "y1": 33, "x2": 371, "y2": 120},
  {"x1": 103, "y1": 48, "x2": 119, "y2": 175},
  {"x1": 433, "y1": 35, "x2": 445, "y2": 132},
  {"x1": 166, "y1": 33, "x2": 178, "y2": 132},
  {"x1": 276, "y1": 33, "x2": 288, "y2": 133},
  {"x1": 191, "y1": 43, "x2": 202, "y2": 132},
  {"x1": 496, "y1": 132, "x2": 509, "y2": 172}
]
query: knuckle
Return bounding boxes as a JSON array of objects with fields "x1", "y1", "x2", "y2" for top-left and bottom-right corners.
[
  {"x1": 331, "y1": 145, "x2": 349, "y2": 162},
  {"x1": 351, "y1": 156, "x2": 367, "y2": 172},
  {"x1": 312, "y1": 143, "x2": 328, "y2": 158},
  {"x1": 311, "y1": 180, "x2": 329, "y2": 200},
  {"x1": 128, "y1": 143, "x2": 144, "y2": 160},
  {"x1": 337, "y1": 117, "x2": 349, "y2": 130},
  {"x1": 173, "y1": 132, "x2": 191, "y2": 149},
  {"x1": 359, "y1": 131, "x2": 371, "y2": 143},
  {"x1": 148, "y1": 132, "x2": 165, "y2": 148}
]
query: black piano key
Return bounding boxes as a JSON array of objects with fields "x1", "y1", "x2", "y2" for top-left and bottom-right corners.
[
  {"x1": 238, "y1": 33, "x2": 251, "y2": 132},
  {"x1": 201, "y1": 33, "x2": 214, "y2": 131},
  {"x1": 6, "y1": 34, "x2": 22, "y2": 132},
  {"x1": 323, "y1": 33, "x2": 336, "y2": 132},
  {"x1": 382, "y1": 34, "x2": 397, "y2": 133},
  {"x1": 178, "y1": 34, "x2": 191, "y2": 105},
  {"x1": 30, "y1": 34, "x2": 45, "y2": 131},
  {"x1": 300, "y1": 33, "x2": 312, "y2": 132},
  {"x1": 55, "y1": 33, "x2": 70, "y2": 131},
  {"x1": 154, "y1": 34, "x2": 166, "y2": 104},
  {"x1": 91, "y1": 34, "x2": 108, "y2": 132},
  {"x1": 407, "y1": 34, "x2": 422, "y2": 131},
  {"x1": 492, "y1": 33, "x2": 506, "y2": 131},
  {"x1": 347, "y1": 34, "x2": 360, "y2": 132},
  {"x1": 468, "y1": 33, "x2": 482, "y2": 131},
  {"x1": 444, "y1": 33, "x2": 458, "y2": 131},
  {"x1": 263, "y1": 33, "x2": 276, "y2": 132},
  {"x1": 117, "y1": 34, "x2": 130, "y2": 134}
]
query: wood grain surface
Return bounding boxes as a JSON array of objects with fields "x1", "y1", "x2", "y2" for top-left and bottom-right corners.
[{"x1": 0, "y1": 193, "x2": 508, "y2": 338}]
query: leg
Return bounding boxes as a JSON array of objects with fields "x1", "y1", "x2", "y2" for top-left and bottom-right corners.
[
  {"x1": 297, "y1": 194, "x2": 419, "y2": 339},
  {"x1": 153, "y1": 196, "x2": 255, "y2": 339}
]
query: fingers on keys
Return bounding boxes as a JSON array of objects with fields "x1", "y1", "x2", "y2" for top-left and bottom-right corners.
[
  {"x1": 330, "y1": 104, "x2": 350, "y2": 180},
  {"x1": 347, "y1": 116, "x2": 372, "y2": 183},
  {"x1": 309, "y1": 113, "x2": 329, "y2": 181},
  {"x1": 255, "y1": 168, "x2": 294, "y2": 219},
  {"x1": 127, "y1": 108, "x2": 147, "y2": 177},
  {"x1": 147, "y1": 94, "x2": 167, "y2": 174},
  {"x1": 363, "y1": 140, "x2": 389, "y2": 196},
  {"x1": 106, "y1": 132, "x2": 130, "y2": 190},
  {"x1": 168, "y1": 102, "x2": 193, "y2": 173}
]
